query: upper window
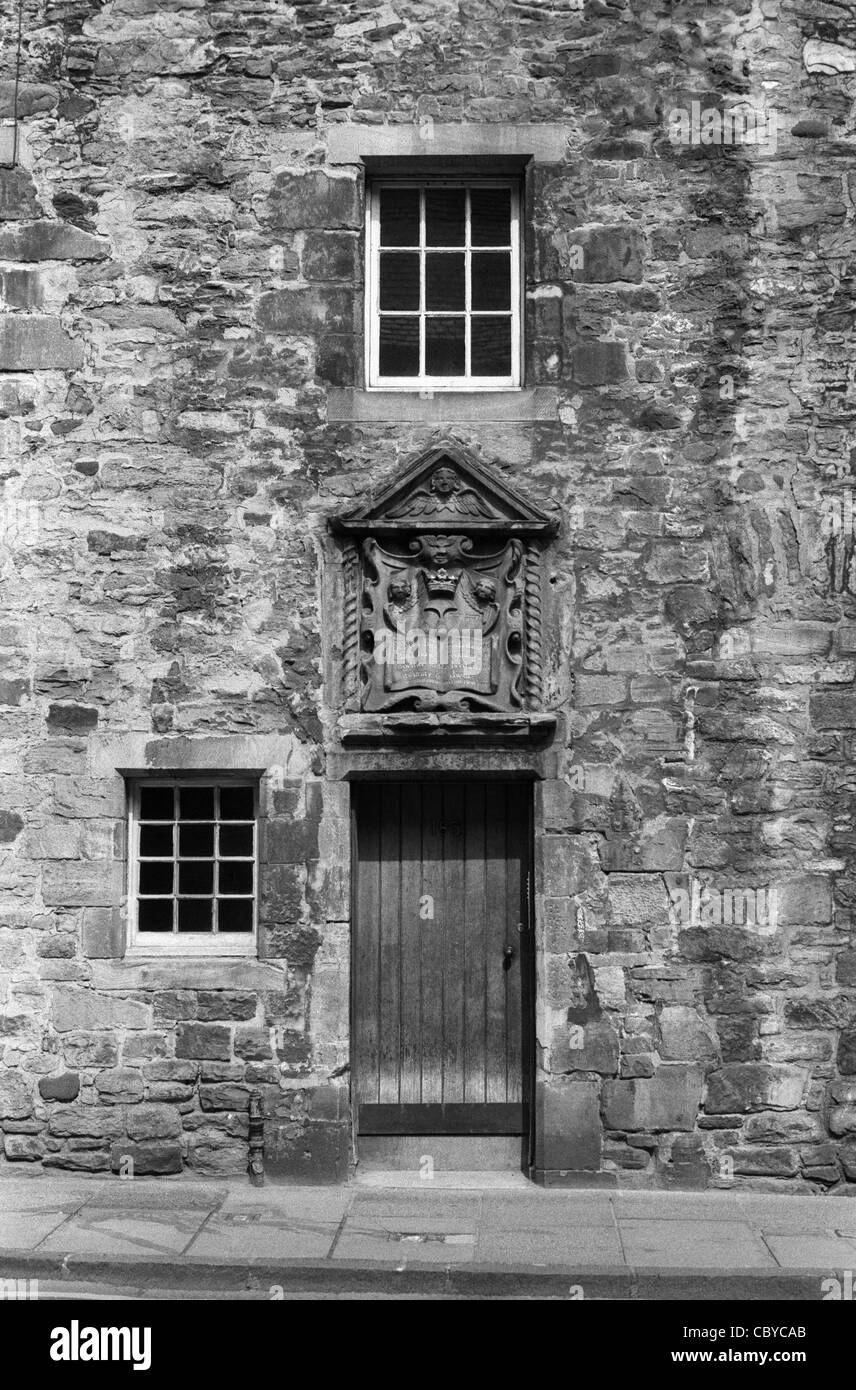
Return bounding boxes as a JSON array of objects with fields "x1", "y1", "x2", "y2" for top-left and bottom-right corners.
[
  {"x1": 366, "y1": 179, "x2": 521, "y2": 391},
  {"x1": 128, "y1": 779, "x2": 258, "y2": 956}
]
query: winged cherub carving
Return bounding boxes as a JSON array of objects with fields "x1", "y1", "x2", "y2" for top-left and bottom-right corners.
[{"x1": 387, "y1": 465, "x2": 497, "y2": 519}]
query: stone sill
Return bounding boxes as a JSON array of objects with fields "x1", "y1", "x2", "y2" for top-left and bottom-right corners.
[
  {"x1": 90, "y1": 959, "x2": 288, "y2": 990},
  {"x1": 328, "y1": 387, "x2": 558, "y2": 423},
  {"x1": 338, "y1": 711, "x2": 557, "y2": 746}
]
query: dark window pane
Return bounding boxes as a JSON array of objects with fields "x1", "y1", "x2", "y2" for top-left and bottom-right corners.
[
  {"x1": 179, "y1": 786, "x2": 214, "y2": 820},
  {"x1": 426, "y1": 253, "x2": 465, "y2": 311},
  {"x1": 471, "y1": 316, "x2": 512, "y2": 375},
  {"x1": 179, "y1": 861, "x2": 214, "y2": 895},
  {"x1": 379, "y1": 317, "x2": 419, "y2": 376},
  {"x1": 219, "y1": 786, "x2": 255, "y2": 820},
  {"x1": 219, "y1": 824, "x2": 253, "y2": 857},
  {"x1": 139, "y1": 786, "x2": 174, "y2": 821},
  {"x1": 138, "y1": 898, "x2": 173, "y2": 932},
  {"x1": 139, "y1": 861, "x2": 174, "y2": 894},
  {"x1": 379, "y1": 252, "x2": 420, "y2": 311},
  {"x1": 471, "y1": 188, "x2": 511, "y2": 246},
  {"x1": 380, "y1": 187, "x2": 420, "y2": 246},
  {"x1": 178, "y1": 899, "x2": 212, "y2": 932},
  {"x1": 472, "y1": 252, "x2": 511, "y2": 311},
  {"x1": 425, "y1": 188, "x2": 465, "y2": 246},
  {"x1": 140, "y1": 823, "x2": 173, "y2": 857},
  {"x1": 425, "y1": 317, "x2": 465, "y2": 375},
  {"x1": 218, "y1": 861, "x2": 254, "y2": 895},
  {"x1": 179, "y1": 823, "x2": 214, "y2": 857},
  {"x1": 218, "y1": 899, "x2": 253, "y2": 933}
]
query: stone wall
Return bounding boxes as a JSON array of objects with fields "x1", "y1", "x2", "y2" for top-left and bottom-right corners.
[{"x1": 1, "y1": 0, "x2": 855, "y2": 1188}]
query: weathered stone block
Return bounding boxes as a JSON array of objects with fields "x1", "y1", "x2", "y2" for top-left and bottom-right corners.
[
  {"x1": 153, "y1": 990, "x2": 197, "y2": 1022},
  {"x1": 42, "y1": 863, "x2": 122, "y2": 909},
  {"x1": 43, "y1": 1150, "x2": 111, "y2": 1172},
  {"x1": 62, "y1": 1033, "x2": 119, "y2": 1068},
  {"x1": 95, "y1": 1068, "x2": 144, "y2": 1104},
  {"x1": 82, "y1": 907, "x2": 125, "y2": 959},
  {"x1": 270, "y1": 171, "x2": 361, "y2": 230},
  {"x1": 575, "y1": 226, "x2": 644, "y2": 284},
  {"x1": 38, "y1": 1071, "x2": 79, "y2": 1102},
  {"x1": 838, "y1": 1029, "x2": 856, "y2": 1076},
  {"x1": 125, "y1": 1104, "x2": 182, "y2": 1141},
  {"x1": 0, "y1": 1075, "x2": 33, "y2": 1120},
  {"x1": 603, "y1": 1066, "x2": 702, "y2": 1132},
  {"x1": 829, "y1": 1106, "x2": 856, "y2": 1137},
  {"x1": 3, "y1": 1134, "x2": 44, "y2": 1161},
  {"x1": 0, "y1": 220, "x2": 109, "y2": 262},
  {"x1": 552, "y1": 1018, "x2": 619, "y2": 1075},
  {"x1": 110, "y1": 1141, "x2": 182, "y2": 1176},
  {"x1": 48, "y1": 1106, "x2": 123, "y2": 1138},
  {"x1": 705, "y1": 1063, "x2": 809, "y2": 1114},
  {"x1": 175, "y1": 1022, "x2": 231, "y2": 1061},
  {"x1": 730, "y1": 1147, "x2": 799, "y2": 1178},
  {"x1": 0, "y1": 168, "x2": 42, "y2": 220},
  {"x1": 199, "y1": 1083, "x2": 251, "y2": 1111},
  {"x1": 234, "y1": 1026, "x2": 273, "y2": 1060},
  {"x1": 0, "y1": 316, "x2": 83, "y2": 370},
  {"x1": 658, "y1": 1006, "x2": 720, "y2": 1063},
  {"x1": 52, "y1": 987, "x2": 148, "y2": 1032},
  {"x1": 536, "y1": 1077, "x2": 601, "y2": 1172},
  {"x1": 196, "y1": 991, "x2": 257, "y2": 1022},
  {"x1": 257, "y1": 287, "x2": 354, "y2": 335},
  {"x1": 608, "y1": 873, "x2": 672, "y2": 926},
  {"x1": 571, "y1": 341, "x2": 627, "y2": 386},
  {"x1": 121, "y1": 1032, "x2": 170, "y2": 1062}
]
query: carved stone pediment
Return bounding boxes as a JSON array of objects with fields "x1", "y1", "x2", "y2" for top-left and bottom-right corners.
[
  {"x1": 332, "y1": 442, "x2": 558, "y2": 539},
  {"x1": 331, "y1": 443, "x2": 558, "y2": 729}
]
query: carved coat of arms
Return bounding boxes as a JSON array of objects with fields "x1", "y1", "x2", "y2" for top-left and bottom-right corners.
[{"x1": 331, "y1": 445, "x2": 558, "y2": 717}]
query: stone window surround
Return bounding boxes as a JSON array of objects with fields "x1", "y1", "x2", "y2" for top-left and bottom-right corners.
[
  {"x1": 126, "y1": 774, "x2": 261, "y2": 960},
  {"x1": 326, "y1": 123, "x2": 566, "y2": 423},
  {"x1": 90, "y1": 734, "x2": 282, "y2": 969}
]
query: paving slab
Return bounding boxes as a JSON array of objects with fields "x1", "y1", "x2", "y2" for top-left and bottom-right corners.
[
  {"x1": 476, "y1": 1225, "x2": 624, "y2": 1265},
  {"x1": 187, "y1": 1218, "x2": 339, "y2": 1261},
  {"x1": 618, "y1": 1218, "x2": 775, "y2": 1269},
  {"x1": 37, "y1": 1209, "x2": 208, "y2": 1258},
  {"x1": 480, "y1": 1194, "x2": 616, "y2": 1228},
  {"x1": 762, "y1": 1234, "x2": 856, "y2": 1269},
  {"x1": 219, "y1": 1188, "x2": 349, "y2": 1221},
  {"x1": 350, "y1": 1190, "x2": 479, "y2": 1218},
  {"x1": 0, "y1": 1210, "x2": 78, "y2": 1250}
]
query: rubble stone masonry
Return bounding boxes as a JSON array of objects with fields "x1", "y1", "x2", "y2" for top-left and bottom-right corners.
[{"x1": 1, "y1": 0, "x2": 856, "y2": 1189}]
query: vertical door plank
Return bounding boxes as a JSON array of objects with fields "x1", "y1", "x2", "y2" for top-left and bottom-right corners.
[
  {"x1": 505, "y1": 784, "x2": 526, "y2": 1105},
  {"x1": 399, "y1": 781, "x2": 423, "y2": 1104},
  {"x1": 485, "y1": 783, "x2": 509, "y2": 1103},
  {"x1": 378, "y1": 782, "x2": 402, "y2": 1103},
  {"x1": 420, "y1": 781, "x2": 444, "y2": 1105},
  {"x1": 463, "y1": 780, "x2": 487, "y2": 1104},
  {"x1": 441, "y1": 780, "x2": 465, "y2": 1104},
  {"x1": 354, "y1": 783, "x2": 381, "y2": 1106}
]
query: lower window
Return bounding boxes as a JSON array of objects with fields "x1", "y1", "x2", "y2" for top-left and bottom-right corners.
[{"x1": 128, "y1": 779, "x2": 258, "y2": 955}]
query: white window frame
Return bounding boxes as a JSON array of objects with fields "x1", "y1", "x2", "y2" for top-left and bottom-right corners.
[
  {"x1": 366, "y1": 177, "x2": 522, "y2": 392},
  {"x1": 126, "y1": 776, "x2": 259, "y2": 959}
]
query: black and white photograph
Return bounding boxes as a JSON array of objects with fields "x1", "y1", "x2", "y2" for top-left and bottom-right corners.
[{"x1": 0, "y1": 0, "x2": 854, "y2": 1358}]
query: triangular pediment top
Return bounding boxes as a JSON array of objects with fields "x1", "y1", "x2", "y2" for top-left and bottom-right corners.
[{"x1": 331, "y1": 442, "x2": 559, "y2": 536}]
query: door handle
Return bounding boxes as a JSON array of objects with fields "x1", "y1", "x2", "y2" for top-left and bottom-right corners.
[{"x1": 503, "y1": 945, "x2": 514, "y2": 971}]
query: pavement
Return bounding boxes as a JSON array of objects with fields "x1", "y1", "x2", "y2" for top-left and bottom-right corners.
[{"x1": 1, "y1": 1169, "x2": 856, "y2": 1299}]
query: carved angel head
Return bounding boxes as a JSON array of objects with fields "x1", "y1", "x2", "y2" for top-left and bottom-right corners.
[{"x1": 430, "y1": 466, "x2": 460, "y2": 498}]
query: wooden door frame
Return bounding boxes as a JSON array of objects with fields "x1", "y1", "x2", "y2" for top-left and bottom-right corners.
[{"x1": 349, "y1": 772, "x2": 537, "y2": 1171}]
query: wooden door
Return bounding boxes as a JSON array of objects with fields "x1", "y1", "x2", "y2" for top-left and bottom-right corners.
[{"x1": 352, "y1": 780, "x2": 532, "y2": 1136}]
